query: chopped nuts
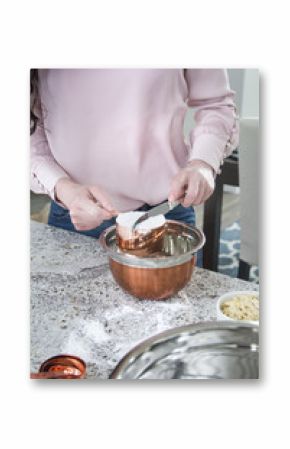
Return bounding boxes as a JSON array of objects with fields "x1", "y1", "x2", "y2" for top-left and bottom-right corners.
[{"x1": 221, "y1": 294, "x2": 259, "y2": 321}]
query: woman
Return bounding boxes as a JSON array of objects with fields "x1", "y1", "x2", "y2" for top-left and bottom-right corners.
[{"x1": 30, "y1": 69, "x2": 239, "y2": 263}]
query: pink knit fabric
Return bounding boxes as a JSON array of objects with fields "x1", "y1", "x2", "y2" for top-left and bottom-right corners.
[{"x1": 31, "y1": 69, "x2": 238, "y2": 211}]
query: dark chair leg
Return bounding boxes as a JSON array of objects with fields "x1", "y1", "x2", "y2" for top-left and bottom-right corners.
[
  {"x1": 238, "y1": 259, "x2": 251, "y2": 280},
  {"x1": 203, "y1": 175, "x2": 223, "y2": 271}
]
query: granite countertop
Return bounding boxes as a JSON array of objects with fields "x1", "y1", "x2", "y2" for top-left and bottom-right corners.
[{"x1": 30, "y1": 220, "x2": 258, "y2": 379}]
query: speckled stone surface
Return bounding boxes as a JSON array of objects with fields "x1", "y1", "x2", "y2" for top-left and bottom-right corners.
[{"x1": 30, "y1": 220, "x2": 258, "y2": 379}]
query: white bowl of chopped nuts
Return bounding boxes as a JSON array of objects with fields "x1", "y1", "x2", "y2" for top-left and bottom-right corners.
[{"x1": 216, "y1": 290, "x2": 259, "y2": 324}]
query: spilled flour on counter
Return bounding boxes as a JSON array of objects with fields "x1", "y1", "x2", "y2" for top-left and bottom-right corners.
[{"x1": 61, "y1": 319, "x2": 110, "y2": 363}]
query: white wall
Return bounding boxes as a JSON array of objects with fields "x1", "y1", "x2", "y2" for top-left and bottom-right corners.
[
  {"x1": 241, "y1": 69, "x2": 259, "y2": 117},
  {"x1": 228, "y1": 68, "x2": 259, "y2": 118},
  {"x1": 228, "y1": 69, "x2": 245, "y2": 113}
]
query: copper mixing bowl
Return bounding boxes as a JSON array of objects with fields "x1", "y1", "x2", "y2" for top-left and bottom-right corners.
[{"x1": 100, "y1": 220, "x2": 205, "y2": 300}]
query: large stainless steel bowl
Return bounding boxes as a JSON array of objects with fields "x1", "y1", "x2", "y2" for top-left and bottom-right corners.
[
  {"x1": 100, "y1": 220, "x2": 205, "y2": 299},
  {"x1": 110, "y1": 321, "x2": 259, "y2": 379}
]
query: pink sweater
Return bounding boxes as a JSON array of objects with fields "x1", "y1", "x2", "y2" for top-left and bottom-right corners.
[{"x1": 31, "y1": 69, "x2": 239, "y2": 211}]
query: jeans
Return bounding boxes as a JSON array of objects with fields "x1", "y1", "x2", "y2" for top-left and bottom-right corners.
[{"x1": 48, "y1": 201, "x2": 203, "y2": 266}]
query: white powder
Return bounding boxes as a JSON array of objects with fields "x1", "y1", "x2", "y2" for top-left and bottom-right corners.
[
  {"x1": 61, "y1": 319, "x2": 110, "y2": 362},
  {"x1": 116, "y1": 211, "x2": 165, "y2": 233}
]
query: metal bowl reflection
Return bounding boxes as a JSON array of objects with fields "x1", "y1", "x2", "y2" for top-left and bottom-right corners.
[{"x1": 110, "y1": 321, "x2": 259, "y2": 379}]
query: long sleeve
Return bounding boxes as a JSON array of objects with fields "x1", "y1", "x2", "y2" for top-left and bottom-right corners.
[
  {"x1": 185, "y1": 69, "x2": 239, "y2": 173},
  {"x1": 30, "y1": 69, "x2": 239, "y2": 211},
  {"x1": 30, "y1": 104, "x2": 69, "y2": 200}
]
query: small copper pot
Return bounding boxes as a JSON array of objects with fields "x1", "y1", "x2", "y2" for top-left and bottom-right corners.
[
  {"x1": 31, "y1": 355, "x2": 86, "y2": 379},
  {"x1": 116, "y1": 215, "x2": 166, "y2": 256},
  {"x1": 116, "y1": 224, "x2": 165, "y2": 256},
  {"x1": 100, "y1": 220, "x2": 205, "y2": 300}
]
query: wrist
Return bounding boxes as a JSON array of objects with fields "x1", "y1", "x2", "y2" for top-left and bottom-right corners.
[
  {"x1": 55, "y1": 177, "x2": 80, "y2": 209},
  {"x1": 187, "y1": 159, "x2": 215, "y2": 175}
]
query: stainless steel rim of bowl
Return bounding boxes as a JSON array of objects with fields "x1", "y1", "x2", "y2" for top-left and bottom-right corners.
[
  {"x1": 100, "y1": 220, "x2": 206, "y2": 268},
  {"x1": 110, "y1": 321, "x2": 259, "y2": 379}
]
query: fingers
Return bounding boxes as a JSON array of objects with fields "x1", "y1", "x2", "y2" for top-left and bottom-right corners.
[
  {"x1": 168, "y1": 172, "x2": 187, "y2": 203},
  {"x1": 182, "y1": 180, "x2": 199, "y2": 207},
  {"x1": 185, "y1": 179, "x2": 214, "y2": 206},
  {"x1": 70, "y1": 204, "x2": 112, "y2": 231},
  {"x1": 169, "y1": 171, "x2": 201, "y2": 207},
  {"x1": 170, "y1": 159, "x2": 216, "y2": 208},
  {"x1": 70, "y1": 188, "x2": 115, "y2": 231},
  {"x1": 89, "y1": 186, "x2": 118, "y2": 214},
  {"x1": 200, "y1": 184, "x2": 214, "y2": 203},
  {"x1": 171, "y1": 168, "x2": 215, "y2": 208},
  {"x1": 193, "y1": 181, "x2": 206, "y2": 206}
]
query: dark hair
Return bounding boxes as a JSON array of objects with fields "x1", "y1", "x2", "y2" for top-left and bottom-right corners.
[{"x1": 30, "y1": 69, "x2": 40, "y2": 135}]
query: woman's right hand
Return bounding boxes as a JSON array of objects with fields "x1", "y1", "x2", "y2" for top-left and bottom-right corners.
[{"x1": 55, "y1": 178, "x2": 118, "y2": 231}]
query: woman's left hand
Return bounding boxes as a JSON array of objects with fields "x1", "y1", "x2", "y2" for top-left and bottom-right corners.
[{"x1": 168, "y1": 160, "x2": 215, "y2": 207}]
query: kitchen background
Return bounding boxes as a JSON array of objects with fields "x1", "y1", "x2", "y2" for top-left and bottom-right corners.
[{"x1": 30, "y1": 68, "x2": 259, "y2": 282}]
